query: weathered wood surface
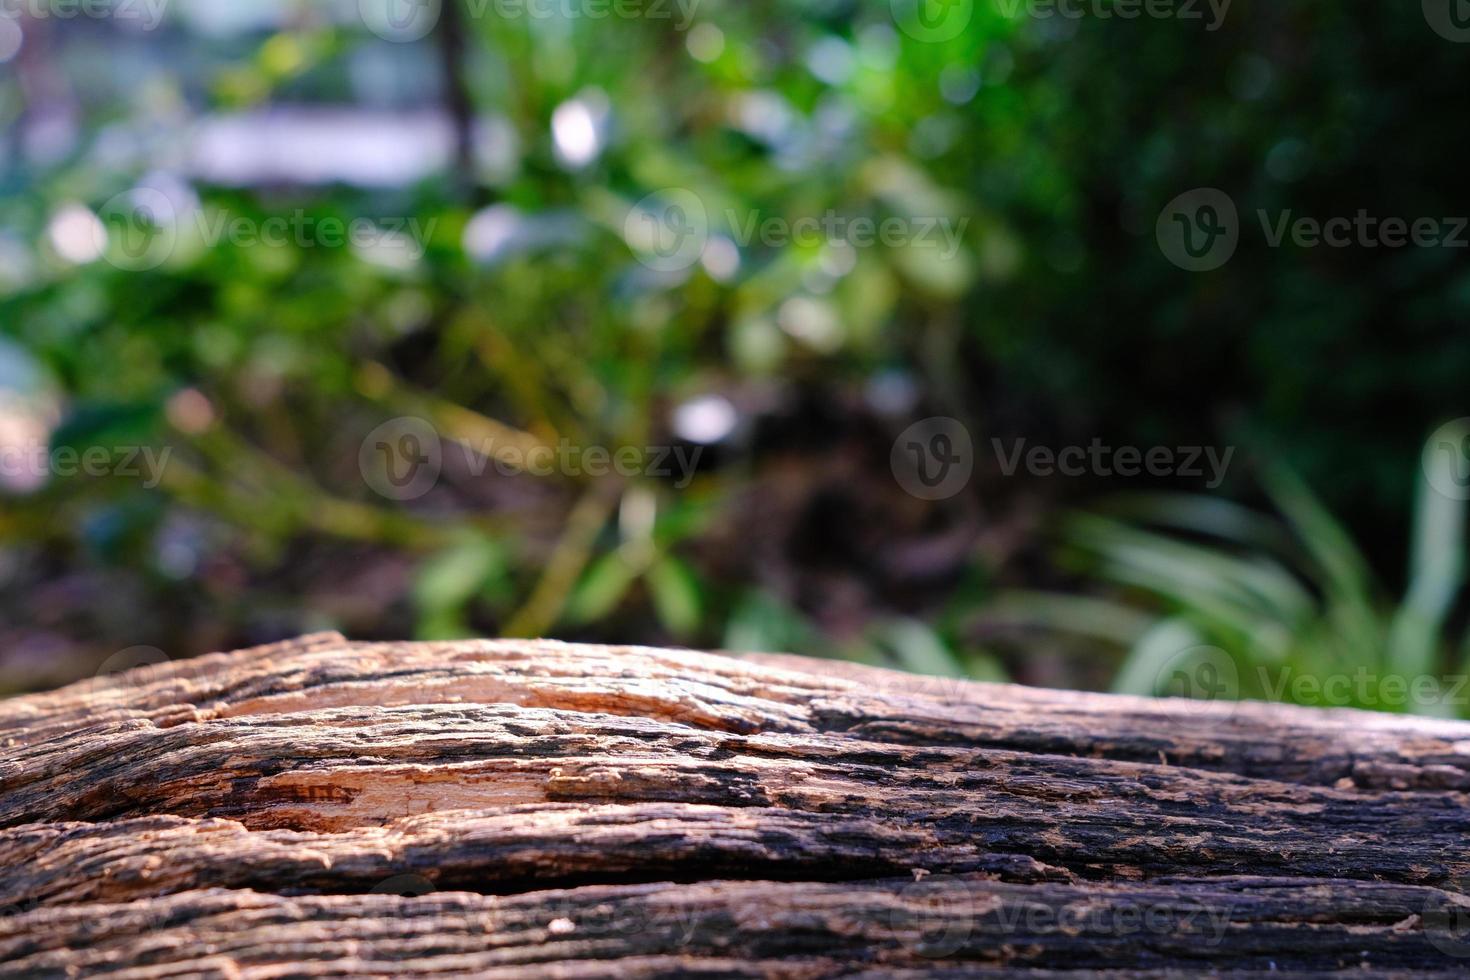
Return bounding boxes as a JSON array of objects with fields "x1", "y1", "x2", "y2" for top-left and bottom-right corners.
[{"x1": 3, "y1": 632, "x2": 1470, "y2": 976}]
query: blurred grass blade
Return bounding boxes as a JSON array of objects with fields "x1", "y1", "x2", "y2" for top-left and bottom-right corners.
[
  {"x1": 1260, "y1": 462, "x2": 1374, "y2": 604},
  {"x1": 412, "y1": 535, "x2": 503, "y2": 613},
  {"x1": 566, "y1": 550, "x2": 642, "y2": 625},
  {"x1": 646, "y1": 556, "x2": 702, "y2": 639},
  {"x1": 724, "y1": 592, "x2": 820, "y2": 655},
  {"x1": 1066, "y1": 514, "x2": 1307, "y2": 655},
  {"x1": 1387, "y1": 434, "x2": 1466, "y2": 678},
  {"x1": 1110, "y1": 618, "x2": 1208, "y2": 697},
  {"x1": 1095, "y1": 492, "x2": 1299, "y2": 559},
  {"x1": 972, "y1": 590, "x2": 1157, "y2": 646},
  {"x1": 1259, "y1": 462, "x2": 1382, "y2": 665},
  {"x1": 874, "y1": 619, "x2": 967, "y2": 678}
]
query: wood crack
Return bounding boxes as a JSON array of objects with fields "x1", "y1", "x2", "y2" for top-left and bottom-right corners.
[{"x1": 3, "y1": 634, "x2": 1469, "y2": 975}]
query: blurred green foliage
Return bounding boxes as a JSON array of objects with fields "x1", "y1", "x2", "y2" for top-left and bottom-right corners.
[
  {"x1": 1, "y1": 1, "x2": 1466, "y2": 704},
  {"x1": 984, "y1": 430, "x2": 1470, "y2": 717}
]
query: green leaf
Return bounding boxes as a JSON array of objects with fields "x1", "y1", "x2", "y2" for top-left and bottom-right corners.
[
  {"x1": 646, "y1": 556, "x2": 702, "y2": 638},
  {"x1": 566, "y1": 550, "x2": 641, "y2": 625},
  {"x1": 1095, "y1": 492, "x2": 1298, "y2": 559},
  {"x1": 413, "y1": 536, "x2": 504, "y2": 615},
  {"x1": 1111, "y1": 618, "x2": 1219, "y2": 699},
  {"x1": 960, "y1": 647, "x2": 1011, "y2": 683},
  {"x1": 971, "y1": 590, "x2": 1157, "y2": 647},
  {"x1": 1387, "y1": 432, "x2": 1467, "y2": 678},
  {"x1": 873, "y1": 618, "x2": 966, "y2": 678},
  {"x1": 416, "y1": 608, "x2": 471, "y2": 642},
  {"x1": 724, "y1": 591, "x2": 820, "y2": 655},
  {"x1": 1260, "y1": 464, "x2": 1376, "y2": 609}
]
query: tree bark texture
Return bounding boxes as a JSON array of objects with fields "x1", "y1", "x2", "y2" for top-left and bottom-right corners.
[{"x1": 3, "y1": 632, "x2": 1470, "y2": 976}]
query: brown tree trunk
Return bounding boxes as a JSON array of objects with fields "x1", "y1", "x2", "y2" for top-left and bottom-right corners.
[{"x1": 3, "y1": 632, "x2": 1470, "y2": 975}]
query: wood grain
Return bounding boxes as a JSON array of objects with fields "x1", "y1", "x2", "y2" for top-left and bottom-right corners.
[{"x1": 3, "y1": 632, "x2": 1469, "y2": 976}]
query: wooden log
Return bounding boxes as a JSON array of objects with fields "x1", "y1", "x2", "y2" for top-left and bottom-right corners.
[{"x1": 3, "y1": 632, "x2": 1470, "y2": 976}]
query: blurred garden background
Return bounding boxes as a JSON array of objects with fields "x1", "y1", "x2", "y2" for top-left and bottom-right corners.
[{"x1": 3, "y1": 0, "x2": 1470, "y2": 714}]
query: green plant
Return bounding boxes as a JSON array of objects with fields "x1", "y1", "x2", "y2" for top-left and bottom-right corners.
[
  {"x1": 980, "y1": 433, "x2": 1469, "y2": 717},
  {"x1": 724, "y1": 591, "x2": 1007, "y2": 690}
]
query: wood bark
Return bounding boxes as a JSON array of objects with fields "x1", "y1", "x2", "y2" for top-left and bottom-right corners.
[{"x1": 3, "y1": 632, "x2": 1470, "y2": 976}]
